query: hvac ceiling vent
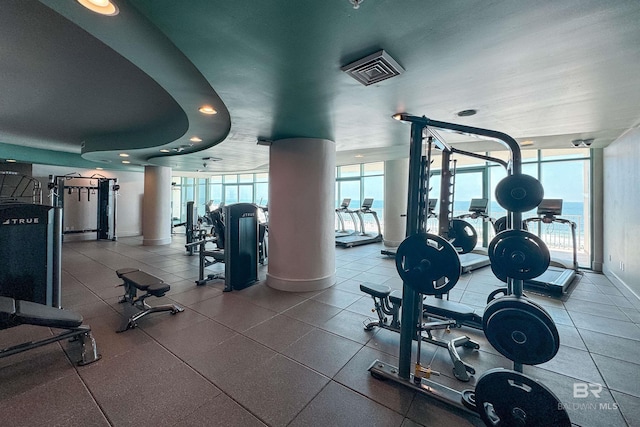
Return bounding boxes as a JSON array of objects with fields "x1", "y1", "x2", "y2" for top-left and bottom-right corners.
[{"x1": 341, "y1": 50, "x2": 404, "y2": 86}]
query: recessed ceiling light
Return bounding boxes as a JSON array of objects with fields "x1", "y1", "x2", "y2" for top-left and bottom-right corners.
[
  {"x1": 457, "y1": 109, "x2": 477, "y2": 117},
  {"x1": 190, "y1": 137, "x2": 203, "y2": 143},
  {"x1": 198, "y1": 105, "x2": 217, "y2": 115},
  {"x1": 355, "y1": 154, "x2": 364, "y2": 158},
  {"x1": 160, "y1": 149, "x2": 171, "y2": 153},
  {"x1": 76, "y1": 0, "x2": 119, "y2": 16},
  {"x1": 96, "y1": 167, "x2": 104, "y2": 170},
  {"x1": 119, "y1": 153, "x2": 129, "y2": 157},
  {"x1": 6, "y1": 159, "x2": 17, "y2": 163},
  {"x1": 121, "y1": 160, "x2": 130, "y2": 164},
  {"x1": 520, "y1": 140, "x2": 535, "y2": 146}
]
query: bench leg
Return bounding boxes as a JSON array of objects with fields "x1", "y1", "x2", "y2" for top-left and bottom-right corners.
[
  {"x1": 117, "y1": 302, "x2": 185, "y2": 333},
  {"x1": 76, "y1": 326, "x2": 102, "y2": 366}
]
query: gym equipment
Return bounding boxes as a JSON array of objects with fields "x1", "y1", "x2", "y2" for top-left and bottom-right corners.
[
  {"x1": 335, "y1": 198, "x2": 383, "y2": 247},
  {"x1": 455, "y1": 199, "x2": 495, "y2": 273},
  {"x1": 448, "y1": 218, "x2": 477, "y2": 254},
  {"x1": 223, "y1": 203, "x2": 259, "y2": 291},
  {"x1": 482, "y1": 296, "x2": 559, "y2": 365},
  {"x1": 185, "y1": 205, "x2": 226, "y2": 286},
  {"x1": 471, "y1": 369, "x2": 571, "y2": 426},
  {"x1": 523, "y1": 199, "x2": 579, "y2": 294},
  {"x1": 49, "y1": 174, "x2": 118, "y2": 241},
  {"x1": 493, "y1": 215, "x2": 528, "y2": 233},
  {"x1": 360, "y1": 282, "x2": 481, "y2": 382},
  {"x1": 0, "y1": 295, "x2": 100, "y2": 365},
  {"x1": 335, "y1": 198, "x2": 359, "y2": 238},
  {"x1": 0, "y1": 171, "x2": 42, "y2": 204},
  {"x1": 367, "y1": 115, "x2": 569, "y2": 425},
  {"x1": 381, "y1": 198, "x2": 437, "y2": 257},
  {"x1": 494, "y1": 174, "x2": 544, "y2": 213},
  {"x1": 185, "y1": 200, "x2": 207, "y2": 255},
  {"x1": 0, "y1": 203, "x2": 62, "y2": 308},
  {"x1": 115, "y1": 268, "x2": 184, "y2": 332},
  {"x1": 395, "y1": 233, "x2": 461, "y2": 295},
  {"x1": 488, "y1": 229, "x2": 550, "y2": 282}
]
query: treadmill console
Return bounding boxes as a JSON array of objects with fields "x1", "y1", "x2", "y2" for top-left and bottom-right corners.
[
  {"x1": 537, "y1": 199, "x2": 563, "y2": 217},
  {"x1": 361, "y1": 198, "x2": 374, "y2": 210},
  {"x1": 469, "y1": 198, "x2": 488, "y2": 214},
  {"x1": 340, "y1": 198, "x2": 351, "y2": 209}
]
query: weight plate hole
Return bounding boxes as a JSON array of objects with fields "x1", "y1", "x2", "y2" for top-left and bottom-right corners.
[
  {"x1": 512, "y1": 407, "x2": 527, "y2": 422},
  {"x1": 511, "y1": 330, "x2": 527, "y2": 344}
]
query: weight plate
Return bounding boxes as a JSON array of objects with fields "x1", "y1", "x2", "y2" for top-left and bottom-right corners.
[
  {"x1": 461, "y1": 389, "x2": 476, "y2": 411},
  {"x1": 486, "y1": 287, "x2": 527, "y2": 304},
  {"x1": 395, "y1": 233, "x2": 461, "y2": 296},
  {"x1": 483, "y1": 296, "x2": 559, "y2": 365},
  {"x1": 488, "y1": 230, "x2": 550, "y2": 282},
  {"x1": 474, "y1": 369, "x2": 571, "y2": 426},
  {"x1": 495, "y1": 174, "x2": 544, "y2": 213},
  {"x1": 448, "y1": 219, "x2": 478, "y2": 255}
]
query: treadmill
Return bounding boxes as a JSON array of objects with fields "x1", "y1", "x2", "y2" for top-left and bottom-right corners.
[
  {"x1": 381, "y1": 198, "x2": 437, "y2": 257},
  {"x1": 335, "y1": 198, "x2": 359, "y2": 238},
  {"x1": 524, "y1": 199, "x2": 578, "y2": 294},
  {"x1": 456, "y1": 198, "x2": 493, "y2": 273},
  {"x1": 336, "y1": 198, "x2": 383, "y2": 248}
]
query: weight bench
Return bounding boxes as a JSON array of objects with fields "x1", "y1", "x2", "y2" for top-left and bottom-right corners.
[
  {"x1": 116, "y1": 268, "x2": 184, "y2": 333},
  {"x1": 360, "y1": 282, "x2": 480, "y2": 382},
  {"x1": 0, "y1": 296, "x2": 100, "y2": 365}
]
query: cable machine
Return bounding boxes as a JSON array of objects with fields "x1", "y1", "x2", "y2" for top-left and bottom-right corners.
[{"x1": 48, "y1": 173, "x2": 119, "y2": 241}]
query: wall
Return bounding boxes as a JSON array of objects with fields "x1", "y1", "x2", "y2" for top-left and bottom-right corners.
[
  {"x1": 603, "y1": 128, "x2": 640, "y2": 297},
  {"x1": 31, "y1": 165, "x2": 145, "y2": 240}
]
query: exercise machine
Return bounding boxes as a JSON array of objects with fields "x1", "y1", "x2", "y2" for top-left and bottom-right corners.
[
  {"x1": 0, "y1": 203, "x2": 62, "y2": 307},
  {"x1": 0, "y1": 171, "x2": 42, "y2": 204},
  {"x1": 48, "y1": 173, "x2": 118, "y2": 241},
  {"x1": 523, "y1": 199, "x2": 579, "y2": 294},
  {"x1": 456, "y1": 198, "x2": 494, "y2": 273},
  {"x1": 381, "y1": 198, "x2": 436, "y2": 257},
  {"x1": 335, "y1": 198, "x2": 383, "y2": 247},
  {"x1": 335, "y1": 198, "x2": 359, "y2": 238},
  {"x1": 367, "y1": 114, "x2": 570, "y2": 425},
  {"x1": 186, "y1": 203, "x2": 260, "y2": 292}
]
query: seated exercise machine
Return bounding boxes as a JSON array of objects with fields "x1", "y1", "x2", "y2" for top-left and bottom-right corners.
[
  {"x1": 186, "y1": 203, "x2": 261, "y2": 292},
  {"x1": 523, "y1": 199, "x2": 579, "y2": 294},
  {"x1": 366, "y1": 115, "x2": 571, "y2": 426},
  {"x1": 115, "y1": 268, "x2": 184, "y2": 332},
  {"x1": 0, "y1": 296, "x2": 100, "y2": 365}
]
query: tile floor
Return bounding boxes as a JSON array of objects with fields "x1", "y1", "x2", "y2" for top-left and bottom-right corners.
[{"x1": 1, "y1": 236, "x2": 639, "y2": 427}]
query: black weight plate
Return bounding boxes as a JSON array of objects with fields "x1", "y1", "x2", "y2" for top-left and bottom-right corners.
[
  {"x1": 461, "y1": 389, "x2": 476, "y2": 411},
  {"x1": 395, "y1": 233, "x2": 461, "y2": 296},
  {"x1": 495, "y1": 174, "x2": 544, "y2": 213},
  {"x1": 483, "y1": 296, "x2": 559, "y2": 365},
  {"x1": 488, "y1": 230, "x2": 550, "y2": 282},
  {"x1": 486, "y1": 287, "x2": 527, "y2": 304},
  {"x1": 475, "y1": 369, "x2": 571, "y2": 427},
  {"x1": 449, "y1": 219, "x2": 478, "y2": 255}
]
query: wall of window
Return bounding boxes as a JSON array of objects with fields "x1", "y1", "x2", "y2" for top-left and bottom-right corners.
[{"x1": 429, "y1": 148, "x2": 592, "y2": 267}]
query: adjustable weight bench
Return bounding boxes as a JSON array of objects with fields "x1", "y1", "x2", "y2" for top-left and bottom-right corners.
[
  {"x1": 116, "y1": 268, "x2": 184, "y2": 332},
  {"x1": 0, "y1": 296, "x2": 100, "y2": 365},
  {"x1": 360, "y1": 282, "x2": 480, "y2": 382}
]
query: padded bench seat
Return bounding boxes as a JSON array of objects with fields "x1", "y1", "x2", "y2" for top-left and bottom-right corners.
[
  {"x1": 424, "y1": 297, "x2": 482, "y2": 327},
  {"x1": 115, "y1": 268, "x2": 184, "y2": 332},
  {"x1": 0, "y1": 296, "x2": 100, "y2": 365}
]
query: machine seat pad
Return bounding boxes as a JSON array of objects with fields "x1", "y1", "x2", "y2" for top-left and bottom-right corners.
[
  {"x1": 359, "y1": 283, "x2": 391, "y2": 299},
  {"x1": 202, "y1": 249, "x2": 225, "y2": 261},
  {"x1": 116, "y1": 267, "x2": 140, "y2": 278},
  {"x1": 147, "y1": 282, "x2": 171, "y2": 297},
  {"x1": 15, "y1": 299, "x2": 83, "y2": 329},
  {"x1": 389, "y1": 290, "x2": 403, "y2": 307},
  {"x1": 120, "y1": 270, "x2": 164, "y2": 291},
  {"x1": 424, "y1": 298, "x2": 476, "y2": 322}
]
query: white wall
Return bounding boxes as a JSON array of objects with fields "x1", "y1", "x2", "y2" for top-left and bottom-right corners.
[
  {"x1": 603, "y1": 128, "x2": 640, "y2": 296},
  {"x1": 31, "y1": 165, "x2": 145, "y2": 240}
]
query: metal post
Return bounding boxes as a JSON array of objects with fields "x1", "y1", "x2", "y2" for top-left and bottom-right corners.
[{"x1": 398, "y1": 121, "x2": 424, "y2": 379}]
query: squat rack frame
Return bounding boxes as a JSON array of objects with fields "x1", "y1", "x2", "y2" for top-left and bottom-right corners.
[{"x1": 369, "y1": 114, "x2": 527, "y2": 414}]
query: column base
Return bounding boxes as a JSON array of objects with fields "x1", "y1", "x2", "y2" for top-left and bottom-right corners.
[
  {"x1": 266, "y1": 272, "x2": 335, "y2": 292},
  {"x1": 143, "y1": 237, "x2": 172, "y2": 246},
  {"x1": 383, "y1": 239, "x2": 404, "y2": 247}
]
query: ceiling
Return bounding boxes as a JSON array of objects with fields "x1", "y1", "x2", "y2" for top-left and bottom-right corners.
[{"x1": 1, "y1": 0, "x2": 639, "y2": 174}]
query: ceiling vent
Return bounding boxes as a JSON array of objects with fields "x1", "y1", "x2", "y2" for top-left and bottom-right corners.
[{"x1": 341, "y1": 50, "x2": 404, "y2": 86}]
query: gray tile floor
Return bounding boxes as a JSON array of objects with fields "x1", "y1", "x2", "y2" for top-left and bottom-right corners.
[{"x1": 1, "y1": 237, "x2": 639, "y2": 426}]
